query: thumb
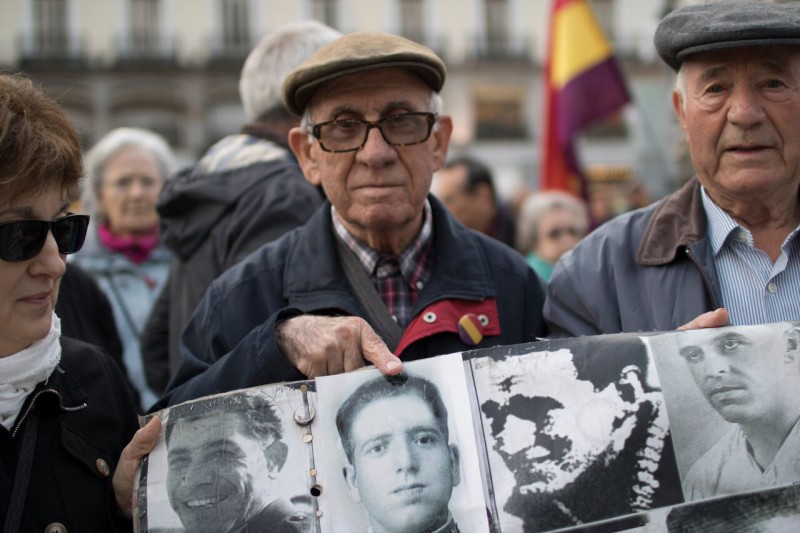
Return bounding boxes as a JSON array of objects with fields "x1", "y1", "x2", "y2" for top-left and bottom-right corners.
[
  {"x1": 678, "y1": 308, "x2": 730, "y2": 331},
  {"x1": 113, "y1": 416, "x2": 162, "y2": 518},
  {"x1": 358, "y1": 321, "x2": 403, "y2": 375}
]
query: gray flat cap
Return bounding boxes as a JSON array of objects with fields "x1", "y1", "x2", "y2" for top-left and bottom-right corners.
[
  {"x1": 282, "y1": 31, "x2": 446, "y2": 115},
  {"x1": 655, "y1": 1, "x2": 800, "y2": 71}
]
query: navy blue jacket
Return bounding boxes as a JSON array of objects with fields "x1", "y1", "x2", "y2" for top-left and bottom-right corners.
[{"x1": 155, "y1": 196, "x2": 547, "y2": 408}]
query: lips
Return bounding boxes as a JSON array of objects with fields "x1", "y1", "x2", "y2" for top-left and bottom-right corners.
[
  {"x1": 19, "y1": 291, "x2": 52, "y2": 305},
  {"x1": 709, "y1": 385, "x2": 747, "y2": 404},
  {"x1": 392, "y1": 483, "x2": 427, "y2": 499},
  {"x1": 186, "y1": 496, "x2": 217, "y2": 508}
]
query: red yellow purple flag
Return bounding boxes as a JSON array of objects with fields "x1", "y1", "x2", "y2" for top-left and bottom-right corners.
[{"x1": 541, "y1": 0, "x2": 631, "y2": 200}]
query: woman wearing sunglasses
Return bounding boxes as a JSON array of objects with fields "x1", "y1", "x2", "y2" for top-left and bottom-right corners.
[
  {"x1": 0, "y1": 74, "x2": 159, "y2": 532},
  {"x1": 71, "y1": 127, "x2": 176, "y2": 413},
  {"x1": 516, "y1": 190, "x2": 589, "y2": 282}
]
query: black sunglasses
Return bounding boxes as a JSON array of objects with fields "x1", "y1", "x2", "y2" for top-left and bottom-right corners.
[{"x1": 0, "y1": 214, "x2": 89, "y2": 262}]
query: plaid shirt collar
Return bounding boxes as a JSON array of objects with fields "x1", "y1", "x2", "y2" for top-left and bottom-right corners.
[{"x1": 332, "y1": 200, "x2": 434, "y2": 287}]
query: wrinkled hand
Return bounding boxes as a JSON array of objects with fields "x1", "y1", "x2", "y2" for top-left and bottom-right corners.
[
  {"x1": 113, "y1": 416, "x2": 162, "y2": 519},
  {"x1": 678, "y1": 308, "x2": 730, "y2": 331},
  {"x1": 276, "y1": 315, "x2": 403, "y2": 378}
]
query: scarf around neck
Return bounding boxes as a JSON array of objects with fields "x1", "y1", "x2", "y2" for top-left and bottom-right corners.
[
  {"x1": 0, "y1": 314, "x2": 62, "y2": 430},
  {"x1": 98, "y1": 223, "x2": 160, "y2": 264}
]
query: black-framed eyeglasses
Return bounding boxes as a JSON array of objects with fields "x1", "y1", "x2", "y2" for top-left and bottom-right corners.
[
  {"x1": 0, "y1": 214, "x2": 89, "y2": 262},
  {"x1": 309, "y1": 112, "x2": 438, "y2": 153}
]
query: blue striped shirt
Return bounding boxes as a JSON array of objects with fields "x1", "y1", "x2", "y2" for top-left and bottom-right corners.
[{"x1": 702, "y1": 187, "x2": 800, "y2": 325}]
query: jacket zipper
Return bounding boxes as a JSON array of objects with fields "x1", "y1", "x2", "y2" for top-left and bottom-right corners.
[{"x1": 11, "y1": 384, "x2": 88, "y2": 438}]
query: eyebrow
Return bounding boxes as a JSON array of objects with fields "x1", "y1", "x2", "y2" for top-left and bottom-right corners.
[
  {"x1": 357, "y1": 424, "x2": 443, "y2": 451},
  {"x1": 697, "y1": 60, "x2": 788, "y2": 86}
]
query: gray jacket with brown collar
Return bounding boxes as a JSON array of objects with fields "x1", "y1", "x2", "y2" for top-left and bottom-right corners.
[{"x1": 545, "y1": 177, "x2": 723, "y2": 337}]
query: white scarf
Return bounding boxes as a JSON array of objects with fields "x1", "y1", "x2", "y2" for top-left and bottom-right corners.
[{"x1": 0, "y1": 314, "x2": 61, "y2": 431}]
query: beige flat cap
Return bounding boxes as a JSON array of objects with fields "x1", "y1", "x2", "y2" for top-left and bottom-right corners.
[{"x1": 282, "y1": 31, "x2": 446, "y2": 115}]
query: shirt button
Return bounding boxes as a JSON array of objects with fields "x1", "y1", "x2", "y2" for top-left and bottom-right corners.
[
  {"x1": 95, "y1": 458, "x2": 110, "y2": 477},
  {"x1": 45, "y1": 524, "x2": 67, "y2": 533},
  {"x1": 423, "y1": 312, "x2": 437, "y2": 323},
  {"x1": 415, "y1": 281, "x2": 424, "y2": 290},
  {"x1": 767, "y1": 282, "x2": 778, "y2": 294}
]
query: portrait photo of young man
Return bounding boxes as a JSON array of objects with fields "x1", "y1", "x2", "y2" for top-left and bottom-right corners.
[
  {"x1": 645, "y1": 321, "x2": 800, "y2": 501},
  {"x1": 314, "y1": 353, "x2": 490, "y2": 533}
]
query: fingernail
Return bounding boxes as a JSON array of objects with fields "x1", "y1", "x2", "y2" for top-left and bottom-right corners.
[{"x1": 385, "y1": 360, "x2": 402, "y2": 372}]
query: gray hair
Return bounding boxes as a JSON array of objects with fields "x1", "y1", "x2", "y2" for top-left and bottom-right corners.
[
  {"x1": 81, "y1": 127, "x2": 176, "y2": 219},
  {"x1": 515, "y1": 190, "x2": 589, "y2": 253},
  {"x1": 240, "y1": 20, "x2": 342, "y2": 120}
]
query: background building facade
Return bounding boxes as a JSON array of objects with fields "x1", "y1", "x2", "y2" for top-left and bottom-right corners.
[{"x1": 1, "y1": 0, "x2": 778, "y2": 205}]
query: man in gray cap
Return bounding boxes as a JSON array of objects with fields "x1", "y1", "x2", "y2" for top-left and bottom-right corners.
[
  {"x1": 545, "y1": 0, "x2": 800, "y2": 336},
  {"x1": 153, "y1": 31, "x2": 546, "y2": 408}
]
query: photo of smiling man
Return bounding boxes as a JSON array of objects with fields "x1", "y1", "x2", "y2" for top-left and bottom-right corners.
[
  {"x1": 645, "y1": 321, "x2": 800, "y2": 501},
  {"x1": 314, "y1": 353, "x2": 489, "y2": 533}
]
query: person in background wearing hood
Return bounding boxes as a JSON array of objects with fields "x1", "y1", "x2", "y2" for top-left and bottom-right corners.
[
  {"x1": 72, "y1": 126, "x2": 176, "y2": 412},
  {"x1": 141, "y1": 20, "x2": 341, "y2": 395}
]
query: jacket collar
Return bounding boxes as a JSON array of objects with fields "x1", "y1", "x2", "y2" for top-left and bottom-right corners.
[
  {"x1": 283, "y1": 195, "x2": 495, "y2": 310},
  {"x1": 636, "y1": 177, "x2": 706, "y2": 266},
  {"x1": 11, "y1": 364, "x2": 88, "y2": 436}
]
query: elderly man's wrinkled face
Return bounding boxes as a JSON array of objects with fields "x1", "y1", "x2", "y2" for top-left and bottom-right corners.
[
  {"x1": 292, "y1": 68, "x2": 451, "y2": 253},
  {"x1": 673, "y1": 46, "x2": 800, "y2": 206}
]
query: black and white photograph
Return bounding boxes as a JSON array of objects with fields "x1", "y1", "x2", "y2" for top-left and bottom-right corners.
[
  {"x1": 313, "y1": 352, "x2": 490, "y2": 533},
  {"x1": 137, "y1": 384, "x2": 317, "y2": 533},
  {"x1": 607, "y1": 483, "x2": 800, "y2": 533},
  {"x1": 470, "y1": 335, "x2": 683, "y2": 532},
  {"x1": 643, "y1": 321, "x2": 800, "y2": 502}
]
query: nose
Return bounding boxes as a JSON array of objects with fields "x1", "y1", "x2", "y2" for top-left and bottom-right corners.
[
  {"x1": 356, "y1": 125, "x2": 398, "y2": 166},
  {"x1": 28, "y1": 231, "x2": 66, "y2": 279},
  {"x1": 394, "y1": 438, "x2": 420, "y2": 473},
  {"x1": 703, "y1": 352, "x2": 731, "y2": 378},
  {"x1": 726, "y1": 84, "x2": 765, "y2": 127}
]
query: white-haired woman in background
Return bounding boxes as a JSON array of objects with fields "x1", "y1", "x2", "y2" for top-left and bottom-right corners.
[
  {"x1": 516, "y1": 191, "x2": 589, "y2": 282},
  {"x1": 72, "y1": 127, "x2": 176, "y2": 412}
]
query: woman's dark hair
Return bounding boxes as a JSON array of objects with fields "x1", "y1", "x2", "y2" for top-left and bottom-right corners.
[{"x1": 0, "y1": 74, "x2": 83, "y2": 206}]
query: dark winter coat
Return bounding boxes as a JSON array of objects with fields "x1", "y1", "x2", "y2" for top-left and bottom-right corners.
[
  {"x1": 154, "y1": 196, "x2": 547, "y2": 409},
  {"x1": 0, "y1": 337, "x2": 139, "y2": 532}
]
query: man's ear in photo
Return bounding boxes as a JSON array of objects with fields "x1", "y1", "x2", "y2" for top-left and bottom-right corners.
[
  {"x1": 343, "y1": 462, "x2": 362, "y2": 503},
  {"x1": 265, "y1": 439, "x2": 289, "y2": 478},
  {"x1": 449, "y1": 443, "x2": 461, "y2": 488},
  {"x1": 784, "y1": 325, "x2": 800, "y2": 364}
]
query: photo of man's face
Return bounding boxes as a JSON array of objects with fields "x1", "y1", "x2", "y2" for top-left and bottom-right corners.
[
  {"x1": 677, "y1": 324, "x2": 800, "y2": 424},
  {"x1": 165, "y1": 413, "x2": 281, "y2": 532},
  {"x1": 480, "y1": 349, "x2": 646, "y2": 494},
  {"x1": 343, "y1": 393, "x2": 460, "y2": 533}
]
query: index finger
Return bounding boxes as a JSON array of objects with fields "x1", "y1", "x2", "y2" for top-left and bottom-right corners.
[{"x1": 357, "y1": 320, "x2": 403, "y2": 375}]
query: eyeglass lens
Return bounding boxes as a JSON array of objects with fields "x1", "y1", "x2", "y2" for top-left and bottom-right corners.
[
  {"x1": 314, "y1": 113, "x2": 435, "y2": 152},
  {"x1": 0, "y1": 214, "x2": 89, "y2": 262}
]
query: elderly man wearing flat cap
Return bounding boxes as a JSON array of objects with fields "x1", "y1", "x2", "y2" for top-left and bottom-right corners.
[
  {"x1": 545, "y1": 0, "x2": 800, "y2": 337},
  {"x1": 153, "y1": 32, "x2": 546, "y2": 408}
]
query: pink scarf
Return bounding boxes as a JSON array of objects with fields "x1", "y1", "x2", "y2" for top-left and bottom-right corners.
[{"x1": 97, "y1": 224, "x2": 160, "y2": 264}]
